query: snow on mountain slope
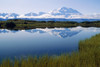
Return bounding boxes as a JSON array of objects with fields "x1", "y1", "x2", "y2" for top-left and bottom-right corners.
[
  {"x1": 38, "y1": 12, "x2": 46, "y2": 15},
  {"x1": 25, "y1": 12, "x2": 38, "y2": 16}
]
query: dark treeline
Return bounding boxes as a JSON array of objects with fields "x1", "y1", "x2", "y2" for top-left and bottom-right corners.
[{"x1": 0, "y1": 19, "x2": 100, "y2": 30}]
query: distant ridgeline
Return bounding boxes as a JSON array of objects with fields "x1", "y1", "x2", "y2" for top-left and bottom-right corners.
[
  {"x1": 0, "y1": 19, "x2": 100, "y2": 30},
  {"x1": 0, "y1": 18, "x2": 100, "y2": 22}
]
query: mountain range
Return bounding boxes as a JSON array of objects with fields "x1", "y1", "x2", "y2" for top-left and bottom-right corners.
[{"x1": 0, "y1": 7, "x2": 100, "y2": 21}]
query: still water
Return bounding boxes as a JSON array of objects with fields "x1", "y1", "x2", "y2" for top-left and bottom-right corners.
[{"x1": 0, "y1": 26, "x2": 100, "y2": 59}]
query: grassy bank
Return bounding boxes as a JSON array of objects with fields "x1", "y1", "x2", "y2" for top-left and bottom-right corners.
[
  {"x1": 0, "y1": 19, "x2": 100, "y2": 30},
  {"x1": 0, "y1": 34, "x2": 100, "y2": 67}
]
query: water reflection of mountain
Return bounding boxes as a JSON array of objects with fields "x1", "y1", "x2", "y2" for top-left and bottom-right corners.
[
  {"x1": 52, "y1": 30, "x2": 81, "y2": 38},
  {"x1": 0, "y1": 29, "x2": 9, "y2": 33},
  {"x1": 0, "y1": 29, "x2": 19, "y2": 33},
  {"x1": 26, "y1": 29, "x2": 45, "y2": 34},
  {"x1": 0, "y1": 27, "x2": 100, "y2": 38},
  {"x1": 25, "y1": 27, "x2": 82, "y2": 38}
]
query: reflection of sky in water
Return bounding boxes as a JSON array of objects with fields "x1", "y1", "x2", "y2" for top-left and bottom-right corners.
[{"x1": 0, "y1": 26, "x2": 100, "y2": 59}]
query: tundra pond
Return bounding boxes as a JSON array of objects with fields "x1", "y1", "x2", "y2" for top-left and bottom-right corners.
[{"x1": 0, "y1": 26, "x2": 100, "y2": 59}]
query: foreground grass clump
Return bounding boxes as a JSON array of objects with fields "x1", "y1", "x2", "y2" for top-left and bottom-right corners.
[
  {"x1": 0, "y1": 34, "x2": 100, "y2": 67},
  {"x1": 79, "y1": 34, "x2": 100, "y2": 67}
]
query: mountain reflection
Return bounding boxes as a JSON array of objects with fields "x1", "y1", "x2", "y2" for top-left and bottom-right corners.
[
  {"x1": 0, "y1": 29, "x2": 19, "y2": 33},
  {"x1": 25, "y1": 28, "x2": 82, "y2": 38},
  {"x1": 0, "y1": 27, "x2": 100, "y2": 38},
  {"x1": 26, "y1": 29, "x2": 45, "y2": 33},
  {"x1": 0, "y1": 29, "x2": 9, "y2": 33}
]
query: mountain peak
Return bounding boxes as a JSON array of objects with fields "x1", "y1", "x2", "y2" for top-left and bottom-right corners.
[
  {"x1": 59, "y1": 7, "x2": 69, "y2": 10},
  {"x1": 49, "y1": 7, "x2": 82, "y2": 17},
  {"x1": 59, "y1": 7, "x2": 81, "y2": 14}
]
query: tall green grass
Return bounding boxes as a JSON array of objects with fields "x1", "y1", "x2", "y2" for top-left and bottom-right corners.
[{"x1": 0, "y1": 34, "x2": 100, "y2": 67}]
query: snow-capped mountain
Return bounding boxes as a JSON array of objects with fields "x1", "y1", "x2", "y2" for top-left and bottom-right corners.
[
  {"x1": 49, "y1": 7, "x2": 81, "y2": 17},
  {"x1": 0, "y1": 13, "x2": 8, "y2": 17},
  {"x1": 24, "y1": 12, "x2": 46, "y2": 16},
  {"x1": 0, "y1": 7, "x2": 100, "y2": 20},
  {"x1": 0, "y1": 13, "x2": 19, "y2": 19}
]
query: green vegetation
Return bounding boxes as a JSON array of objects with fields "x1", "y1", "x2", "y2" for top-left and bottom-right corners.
[
  {"x1": 0, "y1": 19, "x2": 100, "y2": 30},
  {"x1": 0, "y1": 34, "x2": 100, "y2": 67},
  {"x1": 80, "y1": 21, "x2": 100, "y2": 27}
]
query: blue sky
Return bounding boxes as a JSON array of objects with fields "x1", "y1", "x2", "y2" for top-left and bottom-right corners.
[{"x1": 0, "y1": 0, "x2": 100, "y2": 14}]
